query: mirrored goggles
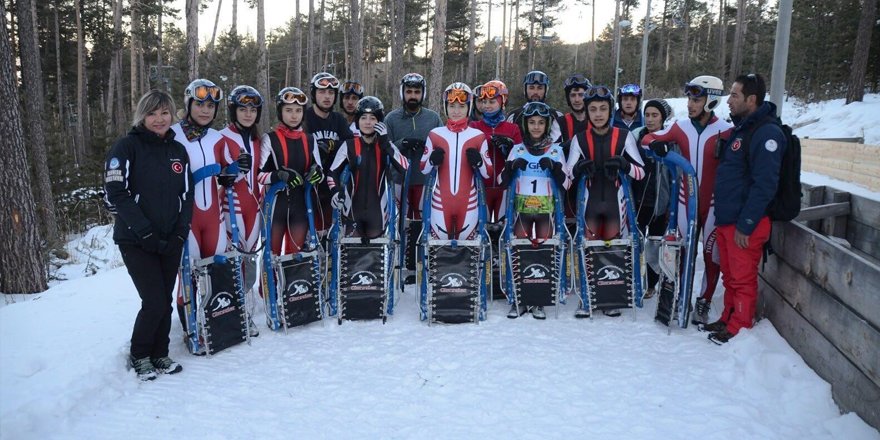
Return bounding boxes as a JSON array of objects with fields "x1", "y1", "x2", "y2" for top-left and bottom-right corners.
[
  {"x1": 280, "y1": 90, "x2": 309, "y2": 105},
  {"x1": 524, "y1": 71, "x2": 549, "y2": 85},
  {"x1": 684, "y1": 83, "x2": 723, "y2": 97},
  {"x1": 445, "y1": 88, "x2": 471, "y2": 104},
  {"x1": 341, "y1": 81, "x2": 364, "y2": 95},
  {"x1": 193, "y1": 85, "x2": 222, "y2": 102},
  {"x1": 522, "y1": 103, "x2": 551, "y2": 118},
  {"x1": 585, "y1": 86, "x2": 613, "y2": 99},
  {"x1": 232, "y1": 93, "x2": 263, "y2": 107},
  {"x1": 476, "y1": 85, "x2": 503, "y2": 100},
  {"x1": 619, "y1": 83, "x2": 642, "y2": 96},
  {"x1": 314, "y1": 77, "x2": 340, "y2": 89},
  {"x1": 564, "y1": 74, "x2": 590, "y2": 89}
]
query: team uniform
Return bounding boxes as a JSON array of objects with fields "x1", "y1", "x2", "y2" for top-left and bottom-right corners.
[
  {"x1": 503, "y1": 143, "x2": 569, "y2": 239},
  {"x1": 470, "y1": 119, "x2": 522, "y2": 221},
  {"x1": 305, "y1": 106, "x2": 353, "y2": 233},
  {"x1": 218, "y1": 125, "x2": 262, "y2": 254}
]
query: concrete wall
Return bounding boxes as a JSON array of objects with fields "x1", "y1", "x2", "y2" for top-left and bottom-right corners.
[{"x1": 802, "y1": 140, "x2": 880, "y2": 191}]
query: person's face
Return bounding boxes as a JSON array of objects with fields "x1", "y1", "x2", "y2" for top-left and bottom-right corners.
[
  {"x1": 727, "y1": 82, "x2": 751, "y2": 119},
  {"x1": 281, "y1": 104, "x2": 304, "y2": 127},
  {"x1": 144, "y1": 106, "x2": 173, "y2": 137},
  {"x1": 190, "y1": 100, "x2": 216, "y2": 126},
  {"x1": 569, "y1": 87, "x2": 585, "y2": 111},
  {"x1": 358, "y1": 113, "x2": 378, "y2": 135},
  {"x1": 527, "y1": 116, "x2": 546, "y2": 140},
  {"x1": 588, "y1": 101, "x2": 610, "y2": 128},
  {"x1": 447, "y1": 102, "x2": 468, "y2": 121},
  {"x1": 236, "y1": 106, "x2": 258, "y2": 128},
  {"x1": 315, "y1": 88, "x2": 336, "y2": 110},
  {"x1": 479, "y1": 97, "x2": 501, "y2": 114},
  {"x1": 526, "y1": 84, "x2": 546, "y2": 102},
  {"x1": 644, "y1": 107, "x2": 663, "y2": 132},
  {"x1": 404, "y1": 87, "x2": 423, "y2": 107},
  {"x1": 620, "y1": 95, "x2": 639, "y2": 114},
  {"x1": 687, "y1": 95, "x2": 707, "y2": 119},
  {"x1": 342, "y1": 94, "x2": 359, "y2": 114}
]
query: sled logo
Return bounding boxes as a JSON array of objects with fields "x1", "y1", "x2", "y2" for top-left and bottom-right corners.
[
  {"x1": 350, "y1": 271, "x2": 377, "y2": 290},
  {"x1": 523, "y1": 264, "x2": 550, "y2": 284},
  {"x1": 596, "y1": 265, "x2": 626, "y2": 287},
  {"x1": 287, "y1": 280, "x2": 311, "y2": 296},
  {"x1": 210, "y1": 292, "x2": 236, "y2": 318},
  {"x1": 171, "y1": 161, "x2": 183, "y2": 174},
  {"x1": 438, "y1": 273, "x2": 468, "y2": 293}
]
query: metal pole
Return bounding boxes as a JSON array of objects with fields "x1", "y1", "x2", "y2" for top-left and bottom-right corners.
[
  {"x1": 639, "y1": 0, "x2": 652, "y2": 88},
  {"x1": 612, "y1": 0, "x2": 621, "y2": 93},
  {"x1": 770, "y1": 0, "x2": 793, "y2": 117}
]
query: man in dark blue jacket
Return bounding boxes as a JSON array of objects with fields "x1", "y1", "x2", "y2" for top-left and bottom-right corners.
[{"x1": 708, "y1": 73, "x2": 786, "y2": 344}]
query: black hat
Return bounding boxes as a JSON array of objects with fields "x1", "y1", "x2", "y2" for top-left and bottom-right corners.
[{"x1": 644, "y1": 99, "x2": 672, "y2": 122}]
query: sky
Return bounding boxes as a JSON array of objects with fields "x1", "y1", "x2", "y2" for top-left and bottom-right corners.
[{"x1": 170, "y1": 0, "x2": 645, "y2": 47}]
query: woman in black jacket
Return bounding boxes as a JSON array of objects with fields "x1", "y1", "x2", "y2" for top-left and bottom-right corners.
[{"x1": 104, "y1": 90, "x2": 194, "y2": 381}]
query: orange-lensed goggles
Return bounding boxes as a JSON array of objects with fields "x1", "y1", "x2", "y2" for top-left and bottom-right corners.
[
  {"x1": 233, "y1": 93, "x2": 263, "y2": 107},
  {"x1": 446, "y1": 88, "x2": 470, "y2": 104},
  {"x1": 193, "y1": 85, "x2": 222, "y2": 102},
  {"x1": 314, "y1": 77, "x2": 340, "y2": 89},
  {"x1": 341, "y1": 81, "x2": 364, "y2": 95},
  {"x1": 280, "y1": 91, "x2": 309, "y2": 105},
  {"x1": 476, "y1": 86, "x2": 502, "y2": 100}
]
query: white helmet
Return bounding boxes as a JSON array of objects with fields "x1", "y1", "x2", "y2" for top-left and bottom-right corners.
[
  {"x1": 442, "y1": 82, "x2": 474, "y2": 118},
  {"x1": 684, "y1": 75, "x2": 724, "y2": 113}
]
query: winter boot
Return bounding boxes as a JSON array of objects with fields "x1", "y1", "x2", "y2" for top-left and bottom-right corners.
[
  {"x1": 700, "y1": 319, "x2": 727, "y2": 333},
  {"x1": 643, "y1": 287, "x2": 656, "y2": 300},
  {"x1": 575, "y1": 307, "x2": 591, "y2": 319},
  {"x1": 507, "y1": 304, "x2": 520, "y2": 319},
  {"x1": 692, "y1": 297, "x2": 711, "y2": 325},
  {"x1": 248, "y1": 317, "x2": 260, "y2": 337},
  {"x1": 130, "y1": 356, "x2": 157, "y2": 381},
  {"x1": 602, "y1": 309, "x2": 621, "y2": 318},
  {"x1": 708, "y1": 329, "x2": 734, "y2": 345},
  {"x1": 151, "y1": 356, "x2": 183, "y2": 375},
  {"x1": 531, "y1": 306, "x2": 546, "y2": 320}
]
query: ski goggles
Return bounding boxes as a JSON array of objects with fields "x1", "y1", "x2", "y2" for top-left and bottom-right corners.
[
  {"x1": 401, "y1": 73, "x2": 425, "y2": 88},
  {"x1": 475, "y1": 85, "x2": 505, "y2": 100},
  {"x1": 564, "y1": 74, "x2": 591, "y2": 89},
  {"x1": 192, "y1": 85, "x2": 223, "y2": 102},
  {"x1": 445, "y1": 88, "x2": 471, "y2": 104},
  {"x1": 340, "y1": 81, "x2": 364, "y2": 95},
  {"x1": 279, "y1": 89, "x2": 309, "y2": 105},
  {"x1": 313, "y1": 76, "x2": 340, "y2": 89},
  {"x1": 231, "y1": 92, "x2": 263, "y2": 107},
  {"x1": 585, "y1": 85, "x2": 613, "y2": 99},
  {"x1": 684, "y1": 83, "x2": 723, "y2": 97},
  {"x1": 521, "y1": 102, "x2": 551, "y2": 118},
  {"x1": 619, "y1": 83, "x2": 642, "y2": 97},
  {"x1": 523, "y1": 71, "x2": 549, "y2": 85}
]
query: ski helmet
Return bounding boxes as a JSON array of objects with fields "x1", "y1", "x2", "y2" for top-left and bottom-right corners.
[
  {"x1": 522, "y1": 70, "x2": 550, "y2": 101},
  {"x1": 684, "y1": 75, "x2": 724, "y2": 113},
  {"x1": 617, "y1": 83, "x2": 643, "y2": 109},
  {"x1": 563, "y1": 74, "x2": 592, "y2": 109},
  {"x1": 475, "y1": 80, "x2": 509, "y2": 108},
  {"x1": 443, "y1": 82, "x2": 474, "y2": 118},
  {"x1": 227, "y1": 85, "x2": 264, "y2": 125},
  {"x1": 584, "y1": 85, "x2": 615, "y2": 123},
  {"x1": 399, "y1": 73, "x2": 427, "y2": 105},
  {"x1": 275, "y1": 87, "x2": 309, "y2": 122},
  {"x1": 309, "y1": 72, "x2": 341, "y2": 108},
  {"x1": 354, "y1": 96, "x2": 385, "y2": 131},
  {"x1": 519, "y1": 101, "x2": 552, "y2": 140},
  {"x1": 339, "y1": 80, "x2": 365, "y2": 110},
  {"x1": 184, "y1": 78, "x2": 223, "y2": 119}
]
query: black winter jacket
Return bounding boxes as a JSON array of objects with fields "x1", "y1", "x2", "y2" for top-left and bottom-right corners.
[{"x1": 104, "y1": 126, "x2": 194, "y2": 245}]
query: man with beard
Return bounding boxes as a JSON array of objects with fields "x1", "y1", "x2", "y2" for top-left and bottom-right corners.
[
  {"x1": 304, "y1": 72, "x2": 354, "y2": 235},
  {"x1": 506, "y1": 70, "x2": 563, "y2": 142},
  {"x1": 339, "y1": 80, "x2": 364, "y2": 131}
]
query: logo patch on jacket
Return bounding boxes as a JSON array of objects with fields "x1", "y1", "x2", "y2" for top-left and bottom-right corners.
[
  {"x1": 765, "y1": 139, "x2": 778, "y2": 152},
  {"x1": 109, "y1": 157, "x2": 120, "y2": 169},
  {"x1": 171, "y1": 161, "x2": 183, "y2": 174},
  {"x1": 731, "y1": 139, "x2": 742, "y2": 152}
]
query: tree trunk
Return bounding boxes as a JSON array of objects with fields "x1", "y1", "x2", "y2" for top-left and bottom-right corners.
[
  {"x1": 717, "y1": 0, "x2": 727, "y2": 77},
  {"x1": 53, "y1": 1, "x2": 73, "y2": 161},
  {"x1": 467, "y1": 0, "x2": 476, "y2": 84},
  {"x1": 309, "y1": 0, "x2": 316, "y2": 75},
  {"x1": 205, "y1": 0, "x2": 224, "y2": 71},
  {"x1": 430, "y1": 0, "x2": 447, "y2": 109},
  {"x1": 318, "y1": 0, "x2": 326, "y2": 72},
  {"x1": 390, "y1": 0, "x2": 405, "y2": 100},
  {"x1": 295, "y1": 0, "x2": 302, "y2": 86},
  {"x1": 728, "y1": 0, "x2": 746, "y2": 82},
  {"x1": 350, "y1": 0, "x2": 363, "y2": 82},
  {"x1": 257, "y1": 0, "x2": 269, "y2": 132},
  {"x1": 186, "y1": 0, "x2": 199, "y2": 79},
  {"x1": 75, "y1": 0, "x2": 88, "y2": 160},
  {"x1": 232, "y1": 0, "x2": 238, "y2": 85},
  {"x1": 845, "y1": 0, "x2": 877, "y2": 103},
  {"x1": 528, "y1": 0, "x2": 535, "y2": 69},
  {"x1": 130, "y1": 0, "x2": 141, "y2": 111},
  {"x1": 16, "y1": 0, "x2": 60, "y2": 245},
  {"x1": 0, "y1": 1, "x2": 47, "y2": 293}
]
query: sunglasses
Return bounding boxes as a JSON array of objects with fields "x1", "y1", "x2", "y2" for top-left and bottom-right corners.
[
  {"x1": 446, "y1": 88, "x2": 470, "y2": 104},
  {"x1": 522, "y1": 103, "x2": 551, "y2": 118},
  {"x1": 280, "y1": 90, "x2": 309, "y2": 105},
  {"x1": 314, "y1": 77, "x2": 340, "y2": 89},
  {"x1": 684, "y1": 83, "x2": 723, "y2": 97},
  {"x1": 585, "y1": 86, "x2": 613, "y2": 99},
  {"x1": 232, "y1": 93, "x2": 263, "y2": 107},
  {"x1": 341, "y1": 81, "x2": 364, "y2": 95},
  {"x1": 619, "y1": 83, "x2": 642, "y2": 96},
  {"x1": 476, "y1": 85, "x2": 504, "y2": 100},
  {"x1": 564, "y1": 74, "x2": 590, "y2": 89},
  {"x1": 193, "y1": 85, "x2": 222, "y2": 102}
]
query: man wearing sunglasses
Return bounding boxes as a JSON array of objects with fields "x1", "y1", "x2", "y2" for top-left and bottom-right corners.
[
  {"x1": 339, "y1": 80, "x2": 364, "y2": 129},
  {"x1": 640, "y1": 75, "x2": 734, "y2": 326},
  {"x1": 506, "y1": 70, "x2": 563, "y2": 143},
  {"x1": 613, "y1": 83, "x2": 644, "y2": 130},
  {"x1": 305, "y1": 72, "x2": 354, "y2": 235}
]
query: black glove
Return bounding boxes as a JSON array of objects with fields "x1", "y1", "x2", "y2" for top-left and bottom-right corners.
[
  {"x1": 236, "y1": 153, "x2": 252, "y2": 174},
  {"x1": 574, "y1": 159, "x2": 595, "y2": 178},
  {"x1": 429, "y1": 149, "x2": 445, "y2": 166},
  {"x1": 160, "y1": 235, "x2": 185, "y2": 256},
  {"x1": 539, "y1": 157, "x2": 554, "y2": 171},
  {"x1": 286, "y1": 169, "x2": 304, "y2": 187},
  {"x1": 270, "y1": 169, "x2": 291, "y2": 184},
  {"x1": 402, "y1": 138, "x2": 425, "y2": 155},
  {"x1": 139, "y1": 232, "x2": 161, "y2": 254},
  {"x1": 218, "y1": 169, "x2": 236, "y2": 187},
  {"x1": 490, "y1": 135, "x2": 514, "y2": 155},
  {"x1": 512, "y1": 157, "x2": 529, "y2": 171},
  {"x1": 317, "y1": 139, "x2": 335, "y2": 155},
  {"x1": 604, "y1": 156, "x2": 631, "y2": 179},
  {"x1": 649, "y1": 140, "x2": 670, "y2": 157},
  {"x1": 465, "y1": 149, "x2": 483, "y2": 168},
  {"x1": 306, "y1": 165, "x2": 323, "y2": 185}
]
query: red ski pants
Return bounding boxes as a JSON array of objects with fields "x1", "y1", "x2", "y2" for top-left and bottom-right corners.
[{"x1": 716, "y1": 216, "x2": 770, "y2": 335}]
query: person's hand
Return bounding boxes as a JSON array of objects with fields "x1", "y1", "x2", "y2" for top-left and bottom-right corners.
[
  {"x1": 539, "y1": 157, "x2": 553, "y2": 171},
  {"x1": 139, "y1": 232, "x2": 161, "y2": 254},
  {"x1": 218, "y1": 169, "x2": 236, "y2": 187},
  {"x1": 465, "y1": 149, "x2": 483, "y2": 168},
  {"x1": 649, "y1": 140, "x2": 670, "y2": 157},
  {"x1": 236, "y1": 153, "x2": 252, "y2": 174},
  {"x1": 429, "y1": 149, "x2": 445, "y2": 166},
  {"x1": 490, "y1": 135, "x2": 514, "y2": 155},
  {"x1": 317, "y1": 139, "x2": 335, "y2": 155},
  {"x1": 734, "y1": 229, "x2": 750, "y2": 249},
  {"x1": 286, "y1": 169, "x2": 304, "y2": 188},
  {"x1": 331, "y1": 190, "x2": 347, "y2": 210},
  {"x1": 512, "y1": 157, "x2": 529, "y2": 171},
  {"x1": 306, "y1": 165, "x2": 323, "y2": 185},
  {"x1": 574, "y1": 159, "x2": 595, "y2": 178},
  {"x1": 271, "y1": 169, "x2": 291, "y2": 184},
  {"x1": 374, "y1": 122, "x2": 388, "y2": 137},
  {"x1": 160, "y1": 235, "x2": 185, "y2": 256},
  {"x1": 605, "y1": 156, "x2": 631, "y2": 174},
  {"x1": 402, "y1": 138, "x2": 425, "y2": 155}
]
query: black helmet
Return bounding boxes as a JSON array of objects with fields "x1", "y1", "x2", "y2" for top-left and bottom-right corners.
[
  {"x1": 519, "y1": 102, "x2": 552, "y2": 140},
  {"x1": 617, "y1": 83, "x2": 643, "y2": 109},
  {"x1": 227, "y1": 85, "x2": 264, "y2": 125},
  {"x1": 399, "y1": 73, "x2": 426, "y2": 104},
  {"x1": 274, "y1": 87, "x2": 309, "y2": 122},
  {"x1": 584, "y1": 85, "x2": 615, "y2": 124},
  {"x1": 522, "y1": 70, "x2": 550, "y2": 101},
  {"x1": 354, "y1": 96, "x2": 385, "y2": 131},
  {"x1": 309, "y1": 72, "x2": 340, "y2": 107},
  {"x1": 563, "y1": 74, "x2": 592, "y2": 109}
]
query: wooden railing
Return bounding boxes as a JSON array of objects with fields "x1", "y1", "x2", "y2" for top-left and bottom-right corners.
[{"x1": 801, "y1": 139, "x2": 880, "y2": 191}]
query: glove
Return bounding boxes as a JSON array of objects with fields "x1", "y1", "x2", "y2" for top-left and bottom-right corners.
[
  {"x1": 402, "y1": 138, "x2": 425, "y2": 155},
  {"x1": 236, "y1": 153, "x2": 252, "y2": 174},
  {"x1": 331, "y1": 190, "x2": 346, "y2": 210},
  {"x1": 465, "y1": 149, "x2": 483, "y2": 168},
  {"x1": 160, "y1": 236, "x2": 184, "y2": 256},
  {"x1": 574, "y1": 159, "x2": 595, "y2": 178},
  {"x1": 218, "y1": 170, "x2": 236, "y2": 187},
  {"x1": 490, "y1": 135, "x2": 514, "y2": 155},
  {"x1": 306, "y1": 166, "x2": 323, "y2": 185},
  {"x1": 317, "y1": 139, "x2": 335, "y2": 155},
  {"x1": 286, "y1": 169, "x2": 304, "y2": 188},
  {"x1": 539, "y1": 157, "x2": 554, "y2": 171},
  {"x1": 270, "y1": 170, "x2": 291, "y2": 184},
  {"x1": 511, "y1": 157, "x2": 529, "y2": 171},
  {"x1": 374, "y1": 122, "x2": 388, "y2": 137},
  {"x1": 139, "y1": 232, "x2": 161, "y2": 254},
  {"x1": 649, "y1": 140, "x2": 670, "y2": 157},
  {"x1": 604, "y1": 156, "x2": 631, "y2": 179},
  {"x1": 429, "y1": 149, "x2": 445, "y2": 166}
]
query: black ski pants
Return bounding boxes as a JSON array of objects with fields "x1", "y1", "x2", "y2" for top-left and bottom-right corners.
[{"x1": 120, "y1": 244, "x2": 182, "y2": 359}]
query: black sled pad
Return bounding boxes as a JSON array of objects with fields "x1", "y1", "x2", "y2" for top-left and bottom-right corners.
[
  {"x1": 586, "y1": 244, "x2": 633, "y2": 311},
  {"x1": 339, "y1": 243, "x2": 387, "y2": 321},
  {"x1": 278, "y1": 254, "x2": 322, "y2": 328},
  {"x1": 513, "y1": 244, "x2": 557, "y2": 307},
  {"x1": 201, "y1": 259, "x2": 247, "y2": 355},
  {"x1": 429, "y1": 245, "x2": 479, "y2": 324}
]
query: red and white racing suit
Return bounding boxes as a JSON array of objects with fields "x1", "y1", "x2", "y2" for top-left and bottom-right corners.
[
  {"x1": 470, "y1": 119, "x2": 522, "y2": 222},
  {"x1": 420, "y1": 123, "x2": 493, "y2": 240},
  {"x1": 218, "y1": 125, "x2": 263, "y2": 254},
  {"x1": 640, "y1": 115, "x2": 733, "y2": 301}
]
